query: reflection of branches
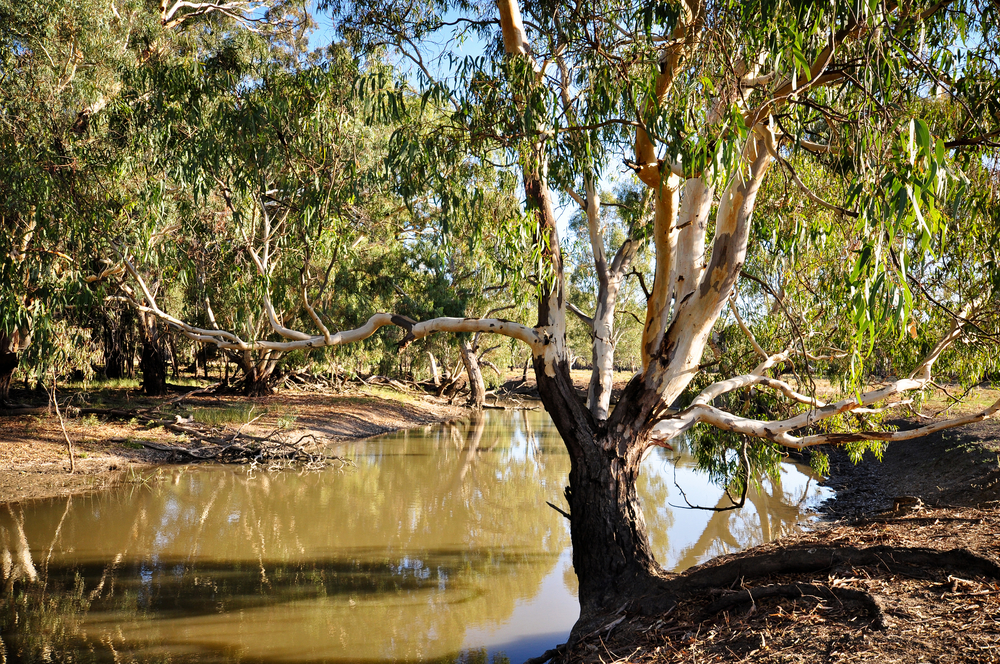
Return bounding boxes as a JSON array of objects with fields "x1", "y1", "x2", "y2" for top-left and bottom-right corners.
[
  {"x1": 43, "y1": 496, "x2": 72, "y2": 576},
  {"x1": 673, "y1": 495, "x2": 743, "y2": 573},
  {"x1": 670, "y1": 441, "x2": 749, "y2": 513}
]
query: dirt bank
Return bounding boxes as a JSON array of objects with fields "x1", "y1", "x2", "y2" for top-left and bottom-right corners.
[
  {"x1": 822, "y1": 417, "x2": 1000, "y2": 517},
  {"x1": 0, "y1": 383, "x2": 466, "y2": 505}
]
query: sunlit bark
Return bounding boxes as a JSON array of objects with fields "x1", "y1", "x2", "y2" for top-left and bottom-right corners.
[{"x1": 459, "y1": 340, "x2": 486, "y2": 409}]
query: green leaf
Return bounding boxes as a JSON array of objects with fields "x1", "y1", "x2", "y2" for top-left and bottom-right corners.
[{"x1": 914, "y1": 119, "x2": 931, "y2": 158}]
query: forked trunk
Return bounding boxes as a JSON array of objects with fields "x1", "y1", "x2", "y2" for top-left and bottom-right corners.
[
  {"x1": 233, "y1": 355, "x2": 275, "y2": 396},
  {"x1": 533, "y1": 356, "x2": 668, "y2": 617}
]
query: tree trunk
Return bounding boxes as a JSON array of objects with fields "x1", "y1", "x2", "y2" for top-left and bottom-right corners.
[
  {"x1": 0, "y1": 349, "x2": 17, "y2": 404},
  {"x1": 242, "y1": 370, "x2": 273, "y2": 396},
  {"x1": 140, "y1": 336, "x2": 168, "y2": 396},
  {"x1": 521, "y1": 166, "x2": 672, "y2": 619},
  {"x1": 571, "y1": 430, "x2": 666, "y2": 611},
  {"x1": 102, "y1": 305, "x2": 135, "y2": 380},
  {"x1": 427, "y1": 352, "x2": 440, "y2": 386},
  {"x1": 0, "y1": 330, "x2": 28, "y2": 404},
  {"x1": 459, "y1": 340, "x2": 485, "y2": 409},
  {"x1": 233, "y1": 353, "x2": 275, "y2": 396},
  {"x1": 167, "y1": 332, "x2": 179, "y2": 379},
  {"x1": 587, "y1": 281, "x2": 620, "y2": 419}
]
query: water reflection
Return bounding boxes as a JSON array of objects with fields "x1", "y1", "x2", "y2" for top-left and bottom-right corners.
[{"x1": 0, "y1": 411, "x2": 830, "y2": 663}]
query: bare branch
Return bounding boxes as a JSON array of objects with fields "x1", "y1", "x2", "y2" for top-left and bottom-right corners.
[
  {"x1": 728, "y1": 296, "x2": 768, "y2": 360},
  {"x1": 106, "y1": 254, "x2": 544, "y2": 356},
  {"x1": 568, "y1": 303, "x2": 595, "y2": 329},
  {"x1": 653, "y1": 313, "x2": 972, "y2": 448}
]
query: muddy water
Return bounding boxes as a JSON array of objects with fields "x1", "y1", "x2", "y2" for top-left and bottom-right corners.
[{"x1": 0, "y1": 410, "x2": 830, "y2": 663}]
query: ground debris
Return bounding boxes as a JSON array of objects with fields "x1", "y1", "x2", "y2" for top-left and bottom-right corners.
[{"x1": 559, "y1": 507, "x2": 1000, "y2": 664}]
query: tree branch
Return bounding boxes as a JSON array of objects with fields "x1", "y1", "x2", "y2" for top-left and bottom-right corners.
[
  {"x1": 653, "y1": 314, "x2": 973, "y2": 448},
  {"x1": 567, "y1": 302, "x2": 595, "y2": 329}
]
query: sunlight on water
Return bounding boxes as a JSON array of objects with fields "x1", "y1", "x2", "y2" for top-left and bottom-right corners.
[{"x1": 0, "y1": 410, "x2": 830, "y2": 663}]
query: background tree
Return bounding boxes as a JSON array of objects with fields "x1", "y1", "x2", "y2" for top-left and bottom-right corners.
[{"x1": 0, "y1": 0, "x2": 315, "y2": 398}]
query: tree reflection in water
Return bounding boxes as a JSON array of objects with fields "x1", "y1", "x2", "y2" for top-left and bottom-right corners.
[
  {"x1": 640, "y1": 444, "x2": 830, "y2": 571},
  {"x1": 0, "y1": 411, "x2": 828, "y2": 663}
]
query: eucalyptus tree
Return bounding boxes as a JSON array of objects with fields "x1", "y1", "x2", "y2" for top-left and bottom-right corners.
[
  {"x1": 0, "y1": 0, "x2": 159, "y2": 400},
  {"x1": 114, "y1": 41, "x2": 401, "y2": 394},
  {"x1": 112, "y1": 0, "x2": 1000, "y2": 633},
  {"x1": 0, "y1": 0, "x2": 314, "y2": 399}
]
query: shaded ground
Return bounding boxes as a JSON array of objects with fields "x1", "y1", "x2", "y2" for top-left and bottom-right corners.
[
  {"x1": 824, "y1": 417, "x2": 1000, "y2": 516},
  {"x1": 559, "y1": 505, "x2": 1000, "y2": 663},
  {"x1": 0, "y1": 383, "x2": 465, "y2": 505}
]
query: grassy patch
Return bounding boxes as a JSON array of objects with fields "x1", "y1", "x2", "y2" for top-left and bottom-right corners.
[
  {"x1": 360, "y1": 385, "x2": 424, "y2": 406},
  {"x1": 191, "y1": 404, "x2": 267, "y2": 427}
]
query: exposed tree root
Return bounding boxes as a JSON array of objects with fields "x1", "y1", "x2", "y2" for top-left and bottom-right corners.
[
  {"x1": 673, "y1": 545, "x2": 1000, "y2": 593},
  {"x1": 700, "y1": 582, "x2": 886, "y2": 629},
  {"x1": 554, "y1": 535, "x2": 1000, "y2": 664}
]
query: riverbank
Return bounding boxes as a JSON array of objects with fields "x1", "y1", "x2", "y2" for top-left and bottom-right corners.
[
  {"x1": 0, "y1": 383, "x2": 467, "y2": 505},
  {"x1": 553, "y1": 414, "x2": 1000, "y2": 663}
]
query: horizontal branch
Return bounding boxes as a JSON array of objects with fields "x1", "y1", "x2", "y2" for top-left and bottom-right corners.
[
  {"x1": 653, "y1": 311, "x2": 973, "y2": 447},
  {"x1": 689, "y1": 373, "x2": 826, "y2": 410}
]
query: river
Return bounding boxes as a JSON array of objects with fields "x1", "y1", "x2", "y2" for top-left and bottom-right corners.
[{"x1": 0, "y1": 409, "x2": 830, "y2": 663}]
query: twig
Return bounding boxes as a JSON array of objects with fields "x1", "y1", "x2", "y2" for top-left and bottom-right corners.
[
  {"x1": 546, "y1": 500, "x2": 571, "y2": 520},
  {"x1": 49, "y1": 370, "x2": 75, "y2": 473},
  {"x1": 670, "y1": 440, "x2": 749, "y2": 512}
]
